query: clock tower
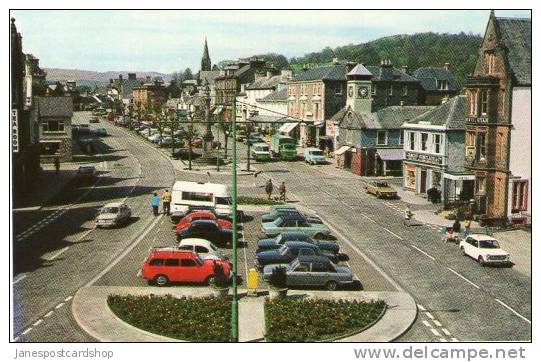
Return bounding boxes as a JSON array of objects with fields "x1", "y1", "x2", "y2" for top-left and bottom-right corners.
[{"x1": 346, "y1": 63, "x2": 373, "y2": 113}]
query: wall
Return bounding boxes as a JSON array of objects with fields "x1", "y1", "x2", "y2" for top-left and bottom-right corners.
[
  {"x1": 372, "y1": 82, "x2": 419, "y2": 110},
  {"x1": 446, "y1": 131, "x2": 466, "y2": 173},
  {"x1": 361, "y1": 129, "x2": 402, "y2": 148}
]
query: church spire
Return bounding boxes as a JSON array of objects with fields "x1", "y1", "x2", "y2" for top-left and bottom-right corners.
[{"x1": 201, "y1": 37, "x2": 211, "y2": 71}]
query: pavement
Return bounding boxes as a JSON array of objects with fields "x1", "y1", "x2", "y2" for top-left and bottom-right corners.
[{"x1": 72, "y1": 286, "x2": 416, "y2": 342}]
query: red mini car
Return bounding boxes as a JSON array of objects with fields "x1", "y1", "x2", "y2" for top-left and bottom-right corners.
[
  {"x1": 140, "y1": 249, "x2": 231, "y2": 286},
  {"x1": 173, "y1": 211, "x2": 232, "y2": 233}
]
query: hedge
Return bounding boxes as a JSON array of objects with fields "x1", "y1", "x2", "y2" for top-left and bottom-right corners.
[
  {"x1": 237, "y1": 196, "x2": 284, "y2": 205},
  {"x1": 108, "y1": 294, "x2": 231, "y2": 342},
  {"x1": 265, "y1": 298, "x2": 385, "y2": 342}
]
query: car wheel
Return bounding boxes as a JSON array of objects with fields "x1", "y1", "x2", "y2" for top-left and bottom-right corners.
[
  {"x1": 313, "y1": 233, "x2": 325, "y2": 240},
  {"x1": 326, "y1": 280, "x2": 338, "y2": 291},
  {"x1": 478, "y1": 256, "x2": 485, "y2": 266},
  {"x1": 206, "y1": 275, "x2": 216, "y2": 286},
  {"x1": 154, "y1": 275, "x2": 169, "y2": 287}
]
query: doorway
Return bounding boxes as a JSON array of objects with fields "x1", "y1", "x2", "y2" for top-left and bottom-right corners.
[{"x1": 420, "y1": 169, "x2": 427, "y2": 194}]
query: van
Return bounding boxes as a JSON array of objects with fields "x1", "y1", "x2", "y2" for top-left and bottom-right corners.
[
  {"x1": 251, "y1": 143, "x2": 271, "y2": 161},
  {"x1": 170, "y1": 181, "x2": 232, "y2": 222},
  {"x1": 304, "y1": 148, "x2": 326, "y2": 165}
]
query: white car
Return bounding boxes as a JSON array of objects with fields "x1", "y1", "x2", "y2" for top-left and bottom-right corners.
[
  {"x1": 95, "y1": 202, "x2": 132, "y2": 228},
  {"x1": 459, "y1": 234, "x2": 511, "y2": 266},
  {"x1": 148, "y1": 134, "x2": 162, "y2": 143},
  {"x1": 177, "y1": 238, "x2": 227, "y2": 261}
]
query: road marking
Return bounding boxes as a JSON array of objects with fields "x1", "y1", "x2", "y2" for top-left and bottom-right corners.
[
  {"x1": 13, "y1": 274, "x2": 26, "y2": 284},
  {"x1": 433, "y1": 319, "x2": 442, "y2": 327},
  {"x1": 55, "y1": 302, "x2": 65, "y2": 309},
  {"x1": 22, "y1": 327, "x2": 32, "y2": 335},
  {"x1": 417, "y1": 304, "x2": 426, "y2": 311},
  {"x1": 84, "y1": 215, "x2": 164, "y2": 287},
  {"x1": 439, "y1": 338, "x2": 447, "y2": 342},
  {"x1": 44, "y1": 246, "x2": 70, "y2": 261},
  {"x1": 383, "y1": 227, "x2": 403, "y2": 240},
  {"x1": 430, "y1": 328, "x2": 441, "y2": 337},
  {"x1": 425, "y1": 311, "x2": 434, "y2": 319},
  {"x1": 13, "y1": 336, "x2": 20, "y2": 342},
  {"x1": 442, "y1": 328, "x2": 451, "y2": 336},
  {"x1": 411, "y1": 245, "x2": 436, "y2": 261},
  {"x1": 44, "y1": 311, "x2": 54, "y2": 318},
  {"x1": 32, "y1": 319, "x2": 43, "y2": 327},
  {"x1": 495, "y1": 298, "x2": 531, "y2": 324},
  {"x1": 451, "y1": 337, "x2": 459, "y2": 342},
  {"x1": 446, "y1": 267, "x2": 480, "y2": 289},
  {"x1": 422, "y1": 320, "x2": 432, "y2": 327},
  {"x1": 64, "y1": 296, "x2": 73, "y2": 302}
]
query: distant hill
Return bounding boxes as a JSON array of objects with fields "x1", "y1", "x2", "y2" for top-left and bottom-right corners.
[
  {"x1": 289, "y1": 32, "x2": 483, "y2": 89},
  {"x1": 44, "y1": 68, "x2": 173, "y2": 85}
]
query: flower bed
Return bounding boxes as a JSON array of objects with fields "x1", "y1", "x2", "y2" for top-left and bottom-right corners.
[
  {"x1": 237, "y1": 196, "x2": 284, "y2": 205},
  {"x1": 108, "y1": 294, "x2": 231, "y2": 342},
  {"x1": 265, "y1": 298, "x2": 386, "y2": 342}
]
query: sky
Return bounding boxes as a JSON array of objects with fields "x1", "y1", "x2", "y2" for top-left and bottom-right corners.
[{"x1": 11, "y1": 10, "x2": 531, "y2": 74}]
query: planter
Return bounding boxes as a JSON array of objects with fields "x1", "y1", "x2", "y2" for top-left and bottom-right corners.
[
  {"x1": 211, "y1": 287, "x2": 230, "y2": 297},
  {"x1": 268, "y1": 288, "x2": 288, "y2": 299}
]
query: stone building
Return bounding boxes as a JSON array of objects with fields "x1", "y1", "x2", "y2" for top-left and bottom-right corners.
[
  {"x1": 464, "y1": 11, "x2": 531, "y2": 225},
  {"x1": 413, "y1": 64, "x2": 459, "y2": 105},
  {"x1": 34, "y1": 96, "x2": 74, "y2": 163},
  {"x1": 132, "y1": 78, "x2": 168, "y2": 113}
]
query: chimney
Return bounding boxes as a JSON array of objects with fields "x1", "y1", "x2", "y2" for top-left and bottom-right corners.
[
  {"x1": 119, "y1": 74, "x2": 123, "y2": 81},
  {"x1": 281, "y1": 69, "x2": 292, "y2": 80},
  {"x1": 128, "y1": 73, "x2": 136, "y2": 80},
  {"x1": 346, "y1": 61, "x2": 357, "y2": 73},
  {"x1": 380, "y1": 59, "x2": 393, "y2": 80},
  {"x1": 401, "y1": 65, "x2": 409, "y2": 74},
  {"x1": 444, "y1": 62, "x2": 450, "y2": 71}
]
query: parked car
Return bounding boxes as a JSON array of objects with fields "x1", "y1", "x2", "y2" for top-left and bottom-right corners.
[
  {"x1": 172, "y1": 148, "x2": 199, "y2": 160},
  {"x1": 174, "y1": 211, "x2": 232, "y2": 233},
  {"x1": 76, "y1": 165, "x2": 96, "y2": 181},
  {"x1": 94, "y1": 128, "x2": 108, "y2": 137},
  {"x1": 244, "y1": 135, "x2": 264, "y2": 146},
  {"x1": 261, "y1": 208, "x2": 323, "y2": 224},
  {"x1": 262, "y1": 255, "x2": 354, "y2": 290},
  {"x1": 303, "y1": 148, "x2": 326, "y2": 165},
  {"x1": 177, "y1": 238, "x2": 228, "y2": 261},
  {"x1": 89, "y1": 116, "x2": 99, "y2": 123},
  {"x1": 459, "y1": 234, "x2": 511, "y2": 266},
  {"x1": 261, "y1": 215, "x2": 331, "y2": 239},
  {"x1": 255, "y1": 241, "x2": 338, "y2": 270},
  {"x1": 176, "y1": 220, "x2": 238, "y2": 246},
  {"x1": 363, "y1": 181, "x2": 398, "y2": 199},
  {"x1": 257, "y1": 231, "x2": 339, "y2": 254},
  {"x1": 95, "y1": 202, "x2": 131, "y2": 228},
  {"x1": 139, "y1": 249, "x2": 231, "y2": 286},
  {"x1": 148, "y1": 134, "x2": 162, "y2": 143},
  {"x1": 191, "y1": 137, "x2": 203, "y2": 147}
]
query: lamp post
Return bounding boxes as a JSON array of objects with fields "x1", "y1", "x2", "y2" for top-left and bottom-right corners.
[
  {"x1": 200, "y1": 81, "x2": 215, "y2": 163},
  {"x1": 230, "y1": 97, "x2": 239, "y2": 342}
]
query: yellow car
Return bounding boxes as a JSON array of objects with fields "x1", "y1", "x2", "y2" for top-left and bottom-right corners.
[
  {"x1": 235, "y1": 130, "x2": 246, "y2": 142},
  {"x1": 363, "y1": 181, "x2": 398, "y2": 199}
]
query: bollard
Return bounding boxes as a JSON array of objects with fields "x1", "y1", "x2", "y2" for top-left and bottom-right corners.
[{"x1": 247, "y1": 268, "x2": 258, "y2": 297}]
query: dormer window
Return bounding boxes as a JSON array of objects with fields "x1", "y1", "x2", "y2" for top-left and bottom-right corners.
[{"x1": 437, "y1": 80, "x2": 448, "y2": 90}]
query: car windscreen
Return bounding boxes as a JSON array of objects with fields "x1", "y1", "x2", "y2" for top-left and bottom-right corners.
[
  {"x1": 215, "y1": 197, "x2": 231, "y2": 205},
  {"x1": 479, "y1": 239, "x2": 500, "y2": 249},
  {"x1": 101, "y1": 207, "x2": 119, "y2": 214}
]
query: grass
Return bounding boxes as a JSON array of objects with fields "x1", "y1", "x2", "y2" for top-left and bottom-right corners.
[
  {"x1": 265, "y1": 297, "x2": 386, "y2": 342},
  {"x1": 108, "y1": 294, "x2": 231, "y2": 342},
  {"x1": 237, "y1": 196, "x2": 284, "y2": 205}
]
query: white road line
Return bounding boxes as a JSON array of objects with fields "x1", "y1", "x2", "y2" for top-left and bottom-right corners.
[
  {"x1": 44, "y1": 246, "x2": 70, "y2": 261},
  {"x1": 64, "y1": 296, "x2": 73, "y2": 302},
  {"x1": 32, "y1": 319, "x2": 43, "y2": 327},
  {"x1": 433, "y1": 320, "x2": 442, "y2": 327},
  {"x1": 439, "y1": 338, "x2": 447, "y2": 342},
  {"x1": 417, "y1": 304, "x2": 426, "y2": 311},
  {"x1": 84, "y1": 215, "x2": 163, "y2": 287},
  {"x1": 21, "y1": 327, "x2": 32, "y2": 335},
  {"x1": 495, "y1": 298, "x2": 531, "y2": 324},
  {"x1": 451, "y1": 337, "x2": 459, "y2": 342},
  {"x1": 55, "y1": 302, "x2": 65, "y2": 309},
  {"x1": 411, "y1": 245, "x2": 436, "y2": 261},
  {"x1": 442, "y1": 328, "x2": 451, "y2": 336},
  {"x1": 422, "y1": 320, "x2": 432, "y2": 327},
  {"x1": 383, "y1": 227, "x2": 403, "y2": 240},
  {"x1": 13, "y1": 336, "x2": 20, "y2": 342},
  {"x1": 44, "y1": 311, "x2": 54, "y2": 318},
  {"x1": 13, "y1": 274, "x2": 26, "y2": 284},
  {"x1": 446, "y1": 267, "x2": 480, "y2": 289},
  {"x1": 430, "y1": 328, "x2": 441, "y2": 337},
  {"x1": 425, "y1": 312, "x2": 434, "y2": 319}
]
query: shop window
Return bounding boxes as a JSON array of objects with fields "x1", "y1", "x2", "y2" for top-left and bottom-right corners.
[
  {"x1": 43, "y1": 120, "x2": 65, "y2": 133},
  {"x1": 512, "y1": 180, "x2": 528, "y2": 212},
  {"x1": 421, "y1": 133, "x2": 428, "y2": 151},
  {"x1": 432, "y1": 171, "x2": 441, "y2": 187},
  {"x1": 476, "y1": 176, "x2": 486, "y2": 194},
  {"x1": 405, "y1": 165, "x2": 416, "y2": 189},
  {"x1": 40, "y1": 142, "x2": 61, "y2": 155},
  {"x1": 377, "y1": 130, "x2": 387, "y2": 145}
]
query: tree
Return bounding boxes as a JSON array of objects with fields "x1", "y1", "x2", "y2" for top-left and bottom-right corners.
[{"x1": 182, "y1": 68, "x2": 194, "y2": 81}]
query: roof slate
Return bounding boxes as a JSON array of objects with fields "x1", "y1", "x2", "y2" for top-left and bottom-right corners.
[
  {"x1": 495, "y1": 17, "x2": 531, "y2": 86},
  {"x1": 406, "y1": 95, "x2": 466, "y2": 129},
  {"x1": 333, "y1": 105, "x2": 433, "y2": 130},
  {"x1": 413, "y1": 67, "x2": 458, "y2": 92},
  {"x1": 259, "y1": 88, "x2": 288, "y2": 102},
  {"x1": 36, "y1": 96, "x2": 73, "y2": 117},
  {"x1": 247, "y1": 74, "x2": 284, "y2": 90},
  {"x1": 365, "y1": 65, "x2": 419, "y2": 83},
  {"x1": 291, "y1": 64, "x2": 347, "y2": 82}
]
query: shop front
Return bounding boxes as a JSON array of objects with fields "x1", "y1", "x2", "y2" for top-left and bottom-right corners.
[{"x1": 402, "y1": 151, "x2": 445, "y2": 200}]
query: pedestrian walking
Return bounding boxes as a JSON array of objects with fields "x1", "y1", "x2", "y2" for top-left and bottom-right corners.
[
  {"x1": 464, "y1": 217, "x2": 472, "y2": 237},
  {"x1": 162, "y1": 189, "x2": 172, "y2": 216},
  {"x1": 265, "y1": 179, "x2": 273, "y2": 200},
  {"x1": 151, "y1": 193, "x2": 160, "y2": 216},
  {"x1": 54, "y1": 157, "x2": 60, "y2": 175},
  {"x1": 453, "y1": 219, "x2": 461, "y2": 233},
  {"x1": 278, "y1": 181, "x2": 286, "y2": 202}
]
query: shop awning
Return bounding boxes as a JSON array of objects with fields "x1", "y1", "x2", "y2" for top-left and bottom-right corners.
[
  {"x1": 278, "y1": 122, "x2": 298, "y2": 134},
  {"x1": 444, "y1": 173, "x2": 475, "y2": 181},
  {"x1": 376, "y1": 148, "x2": 403, "y2": 161},
  {"x1": 335, "y1": 145, "x2": 354, "y2": 155}
]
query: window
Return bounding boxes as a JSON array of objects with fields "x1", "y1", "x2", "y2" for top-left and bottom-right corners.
[
  {"x1": 476, "y1": 133, "x2": 486, "y2": 160},
  {"x1": 512, "y1": 180, "x2": 528, "y2": 212},
  {"x1": 465, "y1": 131, "x2": 475, "y2": 147},
  {"x1": 311, "y1": 263, "x2": 329, "y2": 272},
  {"x1": 437, "y1": 80, "x2": 448, "y2": 90},
  {"x1": 43, "y1": 120, "x2": 65, "y2": 133},
  {"x1": 182, "y1": 191, "x2": 213, "y2": 202},
  {"x1": 195, "y1": 246, "x2": 209, "y2": 253},
  {"x1": 433, "y1": 134, "x2": 441, "y2": 154},
  {"x1": 469, "y1": 90, "x2": 477, "y2": 116},
  {"x1": 215, "y1": 197, "x2": 231, "y2": 205},
  {"x1": 476, "y1": 176, "x2": 486, "y2": 194},
  {"x1": 335, "y1": 85, "x2": 342, "y2": 95},
  {"x1": 314, "y1": 103, "x2": 319, "y2": 120},
  {"x1": 40, "y1": 141, "x2": 61, "y2": 155},
  {"x1": 480, "y1": 90, "x2": 488, "y2": 115},
  {"x1": 180, "y1": 259, "x2": 197, "y2": 267},
  {"x1": 409, "y1": 132, "x2": 415, "y2": 150},
  {"x1": 388, "y1": 86, "x2": 393, "y2": 96},
  {"x1": 399, "y1": 130, "x2": 404, "y2": 145},
  {"x1": 149, "y1": 258, "x2": 164, "y2": 266},
  {"x1": 496, "y1": 132, "x2": 504, "y2": 161},
  {"x1": 402, "y1": 85, "x2": 408, "y2": 96},
  {"x1": 486, "y1": 52, "x2": 495, "y2": 74},
  {"x1": 372, "y1": 86, "x2": 376, "y2": 95},
  {"x1": 421, "y1": 133, "x2": 428, "y2": 151},
  {"x1": 165, "y1": 259, "x2": 180, "y2": 266},
  {"x1": 377, "y1": 130, "x2": 387, "y2": 145}
]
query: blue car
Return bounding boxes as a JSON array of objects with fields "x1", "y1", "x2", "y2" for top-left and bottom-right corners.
[
  {"x1": 257, "y1": 231, "x2": 339, "y2": 254},
  {"x1": 255, "y1": 241, "x2": 338, "y2": 270}
]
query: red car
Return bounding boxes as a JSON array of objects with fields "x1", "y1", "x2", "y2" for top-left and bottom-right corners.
[
  {"x1": 191, "y1": 137, "x2": 203, "y2": 147},
  {"x1": 140, "y1": 249, "x2": 231, "y2": 286},
  {"x1": 173, "y1": 211, "x2": 232, "y2": 233}
]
